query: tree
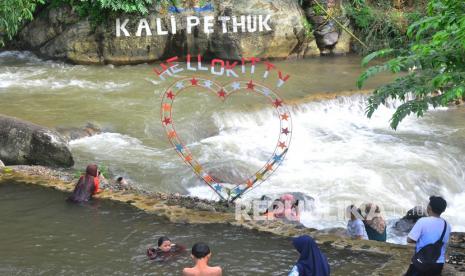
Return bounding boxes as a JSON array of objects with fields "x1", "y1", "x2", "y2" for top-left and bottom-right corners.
[
  {"x1": 0, "y1": 0, "x2": 44, "y2": 47},
  {"x1": 357, "y1": 0, "x2": 465, "y2": 129},
  {"x1": 0, "y1": 0, "x2": 154, "y2": 47}
]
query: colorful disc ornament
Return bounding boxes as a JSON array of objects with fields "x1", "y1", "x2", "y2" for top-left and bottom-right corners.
[{"x1": 161, "y1": 77, "x2": 292, "y2": 202}]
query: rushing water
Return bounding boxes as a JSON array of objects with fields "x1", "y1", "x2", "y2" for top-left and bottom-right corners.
[
  {"x1": 1, "y1": 51, "x2": 464, "y2": 240},
  {"x1": 0, "y1": 181, "x2": 387, "y2": 275}
]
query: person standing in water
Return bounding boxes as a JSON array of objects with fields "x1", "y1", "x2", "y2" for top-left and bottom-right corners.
[
  {"x1": 67, "y1": 164, "x2": 101, "y2": 203},
  {"x1": 289, "y1": 235, "x2": 330, "y2": 276},
  {"x1": 183, "y1": 242, "x2": 222, "y2": 276},
  {"x1": 146, "y1": 236, "x2": 186, "y2": 261}
]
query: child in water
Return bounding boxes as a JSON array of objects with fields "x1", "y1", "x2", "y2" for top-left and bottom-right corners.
[{"x1": 147, "y1": 236, "x2": 186, "y2": 261}]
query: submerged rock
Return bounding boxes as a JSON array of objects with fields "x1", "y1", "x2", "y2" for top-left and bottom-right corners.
[
  {"x1": 56, "y1": 122, "x2": 103, "y2": 141},
  {"x1": 0, "y1": 115, "x2": 74, "y2": 167}
]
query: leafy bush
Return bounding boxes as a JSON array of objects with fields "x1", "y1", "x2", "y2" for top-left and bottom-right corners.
[
  {"x1": 344, "y1": 0, "x2": 425, "y2": 54},
  {"x1": 0, "y1": 0, "x2": 44, "y2": 47},
  {"x1": 358, "y1": 0, "x2": 465, "y2": 129},
  {"x1": 1, "y1": 0, "x2": 157, "y2": 47}
]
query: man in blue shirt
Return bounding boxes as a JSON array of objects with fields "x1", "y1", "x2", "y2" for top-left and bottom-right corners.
[{"x1": 406, "y1": 196, "x2": 451, "y2": 276}]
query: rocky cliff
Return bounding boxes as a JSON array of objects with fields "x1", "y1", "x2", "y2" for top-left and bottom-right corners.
[{"x1": 11, "y1": 0, "x2": 351, "y2": 65}]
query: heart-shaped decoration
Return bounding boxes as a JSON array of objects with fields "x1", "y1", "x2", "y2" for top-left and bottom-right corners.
[{"x1": 160, "y1": 77, "x2": 292, "y2": 201}]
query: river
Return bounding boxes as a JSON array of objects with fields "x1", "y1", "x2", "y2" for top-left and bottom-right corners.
[{"x1": 1, "y1": 50, "x2": 464, "y2": 242}]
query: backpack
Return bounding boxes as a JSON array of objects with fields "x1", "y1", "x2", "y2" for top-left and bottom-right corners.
[{"x1": 411, "y1": 220, "x2": 447, "y2": 272}]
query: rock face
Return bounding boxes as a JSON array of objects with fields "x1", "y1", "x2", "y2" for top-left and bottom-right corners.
[
  {"x1": 0, "y1": 115, "x2": 74, "y2": 167},
  {"x1": 12, "y1": 0, "x2": 350, "y2": 64}
]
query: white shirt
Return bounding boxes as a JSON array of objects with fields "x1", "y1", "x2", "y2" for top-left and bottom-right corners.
[
  {"x1": 408, "y1": 217, "x2": 451, "y2": 263},
  {"x1": 347, "y1": 219, "x2": 368, "y2": 240}
]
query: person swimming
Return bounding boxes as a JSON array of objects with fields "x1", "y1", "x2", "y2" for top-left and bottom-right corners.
[
  {"x1": 183, "y1": 242, "x2": 222, "y2": 276},
  {"x1": 146, "y1": 236, "x2": 186, "y2": 261},
  {"x1": 289, "y1": 235, "x2": 330, "y2": 276},
  {"x1": 115, "y1": 176, "x2": 129, "y2": 190},
  {"x1": 67, "y1": 164, "x2": 101, "y2": 203}
]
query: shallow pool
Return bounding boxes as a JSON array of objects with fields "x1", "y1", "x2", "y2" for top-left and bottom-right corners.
[{"x1": 0, "y1": 181, "x2": 388, "y2": 275}]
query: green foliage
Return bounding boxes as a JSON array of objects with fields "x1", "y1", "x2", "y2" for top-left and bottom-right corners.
[
  {"x1": 0, "y1": 0, "x2": 157, "y2": 47},
  {"x1": 53, "y1": 0, "x2": 154, "y2": 27},
  {"x1": 0, "y1": 0, "x2": 44, "y2": 47},
  {"x1": 358, "y1": 0, "x2": 465, "y2": 129},
  {"x1": 301, "y1": 16, "x2": 313, "y2": 38},
  {"x1": 312, "y1": 4, "x2": 326, "y2": 16},
  {"x1": 344, "y1": 0, "x2": 424, "y2": 54}
]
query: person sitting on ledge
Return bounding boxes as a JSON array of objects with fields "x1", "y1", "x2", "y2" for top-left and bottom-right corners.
[
  {"x1": 67, "y1": 164, "x2": 101, "y2": 203},
  {"x1": 183, "y1": 242, "x2": 222, "y2": 276},
  {"x1": 147, "y1": 236, "x2": 186, "y2": 261},
  {"x1": 346, "y1": 205, "x2": 368, "y2": 240},
  {"x1": 362, "y1": 203, "x2": 387, "y2": 242},
  {"x1": 405, "y1": 196, "x2": 451, "y2": 276},
  {"x1": 289, "y1": 235, "x2": 330, "y2": 276}
]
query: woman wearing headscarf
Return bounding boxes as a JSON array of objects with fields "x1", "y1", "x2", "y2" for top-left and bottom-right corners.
[
  {"x1": 362, "y1": 203, "x2": 387, "y2": 242},
  {"x1": 67, "y1": 164, "x2": 101, "y2": 203},
  {"x1": 289, "y1": 235, "x2": 330, "y2": 276}
]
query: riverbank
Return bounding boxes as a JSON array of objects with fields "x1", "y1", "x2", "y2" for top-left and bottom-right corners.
[{"x1": 0, "y1": 165, "x2": 437, "y2": 274}]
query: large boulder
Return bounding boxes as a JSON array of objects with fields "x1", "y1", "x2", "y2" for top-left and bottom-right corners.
[
  {"x1": 14, "y1": 0, "x2": 314, "y2": 64},
  {"x1": 393, "y1": 206, "x2": 427, "y2": 233},
  {"x1": 0, "y1": 115, "x2": 74, "y2": 167}
]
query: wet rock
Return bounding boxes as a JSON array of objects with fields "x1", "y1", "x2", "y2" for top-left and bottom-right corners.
[
  {"x1": 288, "y1": 192, "x2": 315, "y2": 208},
  {"x1": 331, "y1": 18, "x2": 352, "y2": 55},
  {"x1": 393, "y1": 206, "x2": 427, "y2": 233},
  {"x1": 56, "y1": 123, "x2": 102, "y2": 141},
  {"x1": 0, "y1": 115, "x2": 74, "y2": 167},
  {"x1": 194, "y1": 202, "x2": 217, "y2": 212},
  {"x1": 450, "y1": 232, "x2": 465, "y2": 249},
  {"x1": 301, "y1": 0, "x2": 347, "y2": 54},
  {"x1": 404, "y1": 206, "x2": 428, "y2": 220},
  {"x1": 314, "y1": 227, "x2": 348, "y2": 237},
  {"x1": 445, "y1": 232, "x2": 465, "y2": 275}
]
